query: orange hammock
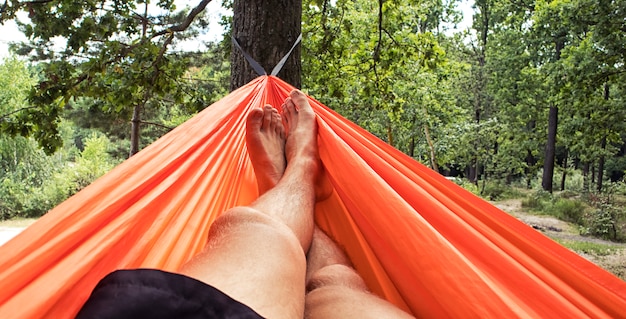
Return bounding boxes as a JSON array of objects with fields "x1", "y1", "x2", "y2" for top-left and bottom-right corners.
[{"x1": 1, "y1": 76, "x2": 625, "y2": 318}]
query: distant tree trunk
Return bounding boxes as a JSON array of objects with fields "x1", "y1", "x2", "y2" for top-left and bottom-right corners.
[
  {"x1": 597, "y1": 136, "x2": 607, "y2": 192},
  {"x1": 408, "y1": 136, "x2": 415, "y2": 157},
  {"x1": 592, "y1": 164, "x2": 596, "y2": 184},
  {"x1": 525, "y1": 147, "x2": 536, "y2": 189},
  {"x1": 583, "y1": 161, "x2": 590, "y2": 191},
  {"x1": 542, "y1": 105, "x2": 558, "y2": 192},
  {"x1": 560, "y1": 149, "x2": 568, "y2": 191},
  {"x1": 597, "y1": 83, "x2": 610, "y2": 192},
  {"x1": 230, "y1": 0, "x2": 302, "y2": 90},
  {"x1": 470, "y1": 0, "x2": 490, "y2": 185},
  {"x1": 129, "y1": 104, "x2": 141, "y2": 157},
  {"x1": 525, "y1": 120, "x2": 537, "y2": 189},
  {"x1": 541, "y1": 38, "x2": 564, "y2": 193},
  {"x1": 129, "y1": 3, "x2": 149, "y2": 157},
  {"x1": 424, "y1": 124, "x2": 439, "y2": 171},
  {"x1": 386, "y1": 125, "x2": 394, "y2": 146}
]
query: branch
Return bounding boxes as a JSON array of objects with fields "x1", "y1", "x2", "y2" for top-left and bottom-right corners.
[
  {"x1": 373, "y1": 0, "x2": 384, "y2": 63},
  {"x1": 22, "y1": 0, "x2": 56, "y2": 4},
  {"x1": 0, "y1": 106, "x2": 39, "y2": 120},
  {"x1": 153, "y1": 32, "x2": 174, "y2": 68},
  {"x1": 138, "y1": 120, "x2": 174, "y2": 131},
  {"x1": 152, "y1": 0, "x2": 212, "y2": 38}
]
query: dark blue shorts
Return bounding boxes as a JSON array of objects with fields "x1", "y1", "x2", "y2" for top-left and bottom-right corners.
[{"x1": 77, "y1": 269, "x2": 264, "y2": 319}]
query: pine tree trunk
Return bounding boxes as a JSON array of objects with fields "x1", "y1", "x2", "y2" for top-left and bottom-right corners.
[
  {"x1": 560, "y1": 149, "x2": 568, "y2": 191},
  {"x1": 542, "y1": 105, "x2": 558, "y2": 192},
  {"x1": 583, "y1": 162, "x2": 590, "y2": 192},
  {"x1": 597, "y1": 136, "x2": 607, "y2": 192},
  {"x1": 129, "y1": 104, "x2": 141, "y2": 157},
  {"x1": 230, "y1": 0, "x2": 302, "y2": 90},
  {"x1": 424, "y1": 124, "x2": 439, "y2": 172},
  {"x1": 597, "y1": 83, "x2": 609, "y2": 192},
  {"x1": 525, "y1": 149, "x2": 536, "y2": 189}
]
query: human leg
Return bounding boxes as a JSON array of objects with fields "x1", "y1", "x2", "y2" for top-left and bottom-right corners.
[
  {"x1": 179, "y1": 90, "x2": 321, "y2": 319},
  {"x1": 304, "y1": 227, "x2": 415, "y2": 319}
]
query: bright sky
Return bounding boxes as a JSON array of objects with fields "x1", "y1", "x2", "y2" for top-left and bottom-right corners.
[{"x1": 0, "y1": 0, "x2": 474, "y2": 59}]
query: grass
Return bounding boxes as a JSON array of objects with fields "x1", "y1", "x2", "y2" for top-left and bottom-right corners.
[
  {"x1": 0, "y1": 217, "x2": 37, "y2": 228},
  {"x1": 554, "y1": 239, "x2": 623, "y2": 256}
]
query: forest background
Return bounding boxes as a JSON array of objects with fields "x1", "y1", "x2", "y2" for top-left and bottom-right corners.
[{"x1": 0, "y1": 0, "x2": 625, "y2": 243}]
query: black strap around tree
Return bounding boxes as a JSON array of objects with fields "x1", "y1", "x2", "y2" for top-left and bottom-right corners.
[{"x1": 231, "y1": 34, "x2": 303, "y2": 77}]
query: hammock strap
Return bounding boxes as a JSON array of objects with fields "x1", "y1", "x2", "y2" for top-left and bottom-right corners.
[{"x1": 232, "y1": 34, "x2": 303, "y2": 77}]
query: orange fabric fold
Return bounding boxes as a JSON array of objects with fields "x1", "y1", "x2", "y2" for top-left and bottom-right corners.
[{"x1": 0, "y1": 76, "x2": 624, "y2": 318}]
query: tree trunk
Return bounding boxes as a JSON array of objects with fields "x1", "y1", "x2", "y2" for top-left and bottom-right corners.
[
  {"x1": 386, "y1": 124, "x2": 394, "y2": 146},
  {"x1": 408, "y1": 136, "x2": 415, "y2": 157},
  {"x1": 230, "y1": 0, "x2": 302, "y2": 90},
  {"x1": 541, "y1": 37, "x2": 564, "y2": 192},
  {"x1": 542, "y1": 105, "x2": 558, "y2": 192},
  {"x1": 129, "y1": 104, "x2": 141, "y2": 157},
  {"x1": 591, "y1": 164, "x2": 596, "y2": 185},
  {"x1": 525, "y1": 149, "x2": 536, "y2": 189},
  {"x1": 423, "y1": 124, "x2": 439, "y2": 171},
  {"x1": 560, "y1": 149, "x2": 568, "y2": 191},
  {"x1": 597, "y1": 136, "x2": 607, "y2": 192},
  {"x1": 597, "y1": 83, "x2": 610, "y2": 192},
  {"x1": 582, "y1": 162, "x2": 590, "y2": 191}
]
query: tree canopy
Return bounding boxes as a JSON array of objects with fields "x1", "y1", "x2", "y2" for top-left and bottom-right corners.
[{"x1": 0, "y1": 0, "x2": 625, "y2": 210}]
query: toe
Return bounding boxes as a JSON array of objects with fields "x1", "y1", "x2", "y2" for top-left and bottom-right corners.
[
  {"x1": 262, "y1": 105, "x2": 273, "y2": 130},
  {"x1": 282, "y1": 100, "x2": 293, "y2": 130},
  {"x1": 274, "y1": 114, "x2": 285, "y2": 137},
  {"x1": 289, "y1": 90, "x2": 310, "y2": 111},
  {"x1": 246, "y1": 108, "x2": 264, "y2": 131},
  {"x1": 270, "y1": 109, "x2": 280, "y2": 131}
]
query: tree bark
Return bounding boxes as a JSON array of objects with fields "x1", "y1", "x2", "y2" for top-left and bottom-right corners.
[
  {"x1": 560, "y1": 149, "x2": 568, "y2": 191},
  {"x1": 597, "y1": 83, "x2": 610, "y2": 192},
  {"x1": 525, "y1": 148, "x2": 536, "y2": 189},
  {"x1": 542, "y1": 105, "x2": 558, "y2": 192},
  {"x1": 424, "y1": 124, "x2": 439, "y2": 171},
  {"x1": 541, "y1": 38, "x2": 564, "y2": 192},
  {"x1": 386, "y1": 124, "x2": 394, "y2": 146},
  {"x1": 582, "y1": 161, "x2": 590, "y2": 191},
  {"x1": 129, "y1": 104, "x2": 141, "y2": 157},
  {"x1": 597, "y1": 136, "x2": 607, "y2": 192},
  {"x1": 230, "y1": 0, "x2": 302, "y2": 90}
]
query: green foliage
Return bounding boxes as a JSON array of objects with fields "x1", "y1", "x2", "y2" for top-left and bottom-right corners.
[
  {"x1": 480, "y1": 182, "x2": 524, "y2": 201},
  {"x1": 522, "y1": 184, "x2": 626, "y2": 241},
  {"x1": 522, "y1": 189, "x2": 553, "y2": 211},
  {"x1": 546, "y1": 198, "x2": 586, "y2": 225},
  {"x1": 1, "y1": 0, "x2": 222, "y2": 154},
  {"x1": 555, "y1": 239, "x2": 622, "y2": 257},
  {"x1": 0, "y1": 132, "x2": 118, "y2": 220},
  {"x1": 522, "y1": 189, "x2": 587, "y2": 224},
  {"x1": 580, "y1": 183, "x2": 626, "y2": 241}
]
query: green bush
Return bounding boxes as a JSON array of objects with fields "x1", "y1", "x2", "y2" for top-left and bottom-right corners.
[
  {"x1": 521, "y1": 189, "x2": 552, "y2": 211},
  {"x1": 546, "y1": 198, "x2": 585, "y2": 224},
  {"x1": 581, "y1": 202, "x2": 623, "y2": 241},
  {"x1": 0, "y1": 133, "x2": 118, "y2": 220}
]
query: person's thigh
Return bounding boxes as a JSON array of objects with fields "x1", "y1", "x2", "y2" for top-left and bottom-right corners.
[
  {"x1": 304, "y1": 265, "x2": 415, "y2": 319},
  {"x1": 305, "y1": 286, "x2": 415, "y2": 319},
  {"x1": 180, "y1": 207, "x2": 307, "y2": 319}
]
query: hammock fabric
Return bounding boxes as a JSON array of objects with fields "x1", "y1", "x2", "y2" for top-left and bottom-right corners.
[{"x1": 1, "y1": 76, "x2": 625, "y2": 318}]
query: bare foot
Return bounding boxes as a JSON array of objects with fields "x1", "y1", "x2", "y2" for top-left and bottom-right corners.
[
  {"x1": 282, "y1": 90, "x2": 333, "y2": 201},
  {"x1": 282, "y1": 90, "x2": 319, "y2": 163},
  {"x1": 246, "y1": 104, "x2": 286, "y2": 195}
]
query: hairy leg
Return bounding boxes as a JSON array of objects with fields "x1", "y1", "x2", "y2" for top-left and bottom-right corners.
[
  {"x1": 179, "y1": 90, "x2": 321, "y2": 319},
  {"x1": 304, "y1": 227, "x2": 415, "y2": 319}
]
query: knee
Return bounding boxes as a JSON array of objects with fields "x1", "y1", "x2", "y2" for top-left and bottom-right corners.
[
  {"x1": 306, "y1": 264, "x2": 368, "y2": 293},
  {"x1": 208, "y1": 207, "x2": 300, "y2": 249}
]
